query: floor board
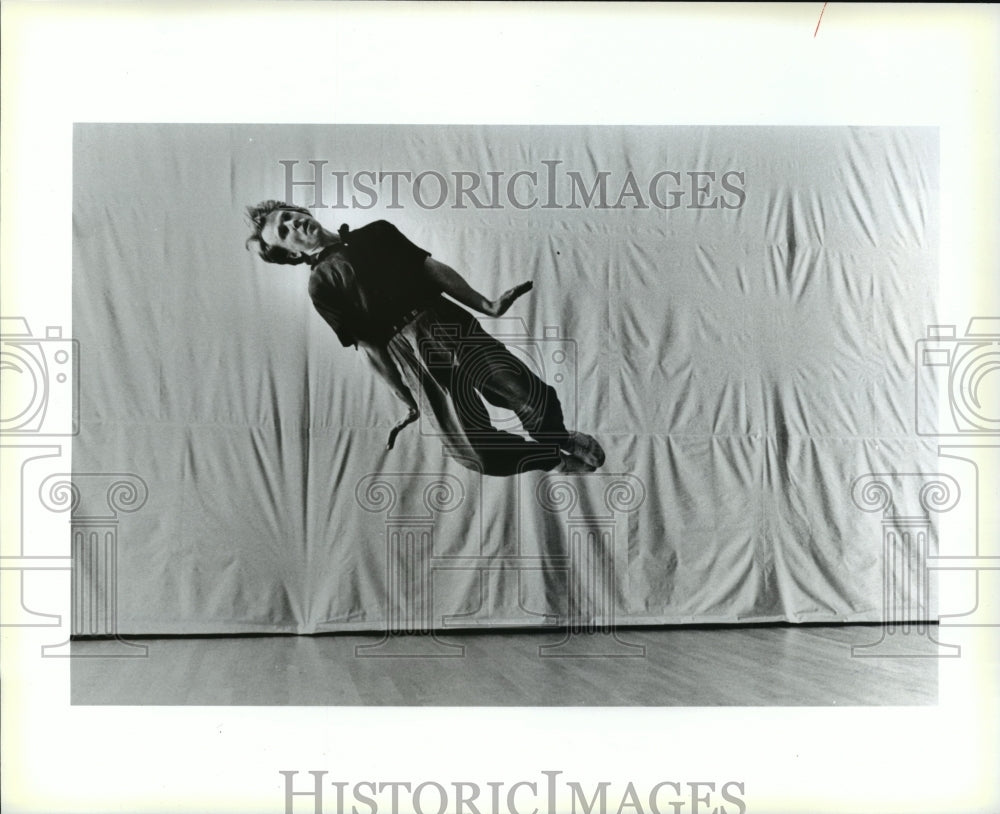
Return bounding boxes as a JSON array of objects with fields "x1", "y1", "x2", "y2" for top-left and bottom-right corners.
[{"x1": 70, "y1": 624, "x2": 941, "y2": 706}]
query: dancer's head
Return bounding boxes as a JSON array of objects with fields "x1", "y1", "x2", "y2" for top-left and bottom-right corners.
[{"x1": 245, "y1": 200, "x2": 333, "y2": 265}]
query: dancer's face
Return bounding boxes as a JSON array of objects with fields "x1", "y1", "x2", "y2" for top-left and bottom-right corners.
[{"x1": 260, "y1": 208, "x2": 325, "y2": 257}]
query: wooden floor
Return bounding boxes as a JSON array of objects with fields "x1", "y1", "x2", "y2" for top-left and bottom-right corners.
[{"x1": 70, "y1": 624, "x2": 940, "y2": 706}]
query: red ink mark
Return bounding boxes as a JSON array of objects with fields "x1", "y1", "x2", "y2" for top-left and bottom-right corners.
[{"x1": 814, "y1": 2, "x2": 828, "y2": 38}]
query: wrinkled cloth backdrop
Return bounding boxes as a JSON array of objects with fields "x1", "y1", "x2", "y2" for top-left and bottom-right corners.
[{"x1": 72, "y1": 125, "x2": 937, "y2": 634}]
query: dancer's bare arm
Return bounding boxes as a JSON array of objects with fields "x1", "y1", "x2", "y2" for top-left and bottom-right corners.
[
  {"x1": 360, "y1": 341, "x2": 419, "y2": 449},
  {"x1": 423, "y1": 257, "x2": 533, "y2": 317}
]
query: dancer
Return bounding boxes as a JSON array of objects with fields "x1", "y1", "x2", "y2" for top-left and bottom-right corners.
[{"x1": 245, "y1": 201, "x2": 604, "y2": 476}]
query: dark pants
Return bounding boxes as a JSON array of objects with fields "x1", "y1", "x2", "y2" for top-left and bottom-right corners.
[{"x1": 389, "y1": 300, "x2": 570, "y2": 477}]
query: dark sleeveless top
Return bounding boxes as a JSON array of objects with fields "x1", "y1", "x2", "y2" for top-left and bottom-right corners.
[{"x1": 307, "y1": 220, "x2": 438, "y2": 348}]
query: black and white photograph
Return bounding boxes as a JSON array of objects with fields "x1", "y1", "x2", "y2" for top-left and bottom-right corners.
[
  {"x1": 2, "y1": 4, "x2": 998, "y2": 814},
  {"x1": 67, "y1": 122, "x2": 945, "y2": 706}
]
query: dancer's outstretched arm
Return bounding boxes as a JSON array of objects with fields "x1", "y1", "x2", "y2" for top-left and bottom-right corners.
[
  {"x1": 360, "y1": 341, "x2": 419, "y2": 450},
  {"x1": 423, "y1": 258, "x2": 533, "y2": 317}
]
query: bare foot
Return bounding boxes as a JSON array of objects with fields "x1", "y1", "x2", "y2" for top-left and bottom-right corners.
[
  {"x1": 559, "y1": 432, "x2": 605, "y2": 469},
  {"x1": 554, "y1": 451, "x2": 597, "y2": 474}
]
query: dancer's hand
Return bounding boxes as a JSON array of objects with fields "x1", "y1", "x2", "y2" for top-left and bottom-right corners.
[
  {"x1": 386, "y1": 407, "x2": 419, "y2": 450},
  {"x1": 489, "y1": 281, "x2": 533, "y2": 317}
]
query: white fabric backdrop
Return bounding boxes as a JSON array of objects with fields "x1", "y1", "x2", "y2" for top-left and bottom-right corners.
[{"x1": 72, "y1": 124, "x2": 938, "y2": 633}]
